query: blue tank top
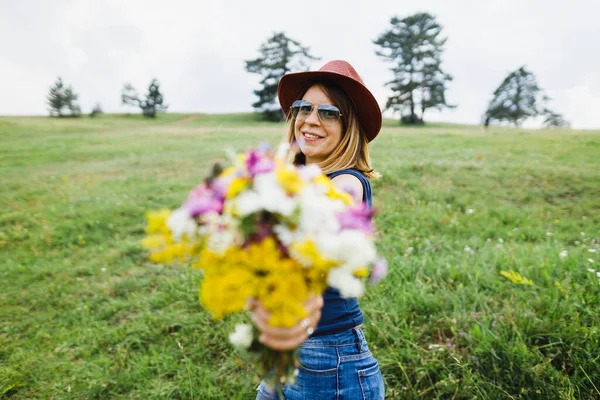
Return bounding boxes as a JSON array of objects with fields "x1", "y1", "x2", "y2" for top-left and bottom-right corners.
[{"x1": 313, "y1": 168, "x2": 372, "y2": 337}]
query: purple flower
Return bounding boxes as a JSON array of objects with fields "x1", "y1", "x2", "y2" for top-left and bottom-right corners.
[
  {"x1": 245, "y1": 150, "x2": 275, "y2": 176},
  {"x1": 336, "y1": 204, "x2": 375, "y2": 234},
  {"x1": 184, "y1": 195, "x2": 223, "y2": 217},
  {"x1": 370, "y1": 257, "x2": 388, "y2": 285},
  {"x1": 184, "y1": 183, "x2": 223, "y2": 216}
]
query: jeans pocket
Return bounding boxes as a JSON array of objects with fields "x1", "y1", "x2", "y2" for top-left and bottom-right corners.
[
  {"x1": 296, "y1": 345, "x2": 338, "y2": 375},
  {"x1": 358, "y1": 361, "x2": 384, "y2": 399}
]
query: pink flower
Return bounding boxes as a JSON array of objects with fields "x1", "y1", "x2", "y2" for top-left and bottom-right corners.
[
  {"x1": 336, "y1": 204, "x2": 375, "y2": 234},
  {"x1": 245, "y1": 150, "x2": 275, "y2": 176},
  {"x1": 370, "y1": 257, "x2": 388, "y2": 285},
  {"x1": 184, "y1": 183, "x2": 223, "y2": 216}
]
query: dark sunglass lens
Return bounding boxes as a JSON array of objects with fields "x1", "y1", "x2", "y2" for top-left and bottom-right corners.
[{"x1": 318, "y1": 106, "x2": 340, "y2": 121}]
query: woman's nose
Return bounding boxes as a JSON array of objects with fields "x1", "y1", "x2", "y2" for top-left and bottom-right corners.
[{"x1": 304, "y1": 107, "x2": 321, "y2": 125}]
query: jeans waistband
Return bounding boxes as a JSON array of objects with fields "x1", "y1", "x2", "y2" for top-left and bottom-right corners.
[{"x1": 302, "y1": 326, "x2": 367, "y2": 350}]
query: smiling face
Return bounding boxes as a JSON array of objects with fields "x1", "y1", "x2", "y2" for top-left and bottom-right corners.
[{"x1": 294, "y1": 84, "x2": 344, "y2": 164}]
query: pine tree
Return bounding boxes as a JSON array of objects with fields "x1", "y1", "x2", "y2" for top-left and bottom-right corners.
[
  {"x1": 374, "y1": 13, "x2": 454, "y2": 124},
  {"x1": 121, "y1": 79, "x2": 168, "y2": 118},
  {"x1": 245, "y1": 32, "x2": 319, "y2": 121},
  {"x1": 47, "y1": 77, "x2": 80, "y2": 117},
  {"x1": 486, "y1": 66, "x2": 544, "y2": 126}
]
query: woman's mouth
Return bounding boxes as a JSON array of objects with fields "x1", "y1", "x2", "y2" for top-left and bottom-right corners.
[{"x1": 302, "y1": 132, "x2": 322, "y2": 140}]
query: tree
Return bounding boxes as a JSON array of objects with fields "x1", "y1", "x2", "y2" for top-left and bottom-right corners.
[
  {"x1": 542, "y1": 109, "x2": 570, "y2": 128},
  {"x1": 90, "y1": 103, "x2": 103, "y2": 118},
  {"x1": 121, "y1": 78, "x2": 168, "y2": 118},
  {"x1": 485, "y1": 66, "x2": 546, "y2": 127},
  {"x1": 245, "y1": 32, "x2": 319, "y2": 121},
  {"x1": 374, "y1": 13, "x2": 454, "y2": 125},
  {"x1": 47, "y1": 77, "x2": 81, "y2": 117}
]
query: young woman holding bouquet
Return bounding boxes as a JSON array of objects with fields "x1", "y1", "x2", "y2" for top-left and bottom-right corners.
[{"x1": 252, "y1": 60, "x2": 385, "y2": 399}]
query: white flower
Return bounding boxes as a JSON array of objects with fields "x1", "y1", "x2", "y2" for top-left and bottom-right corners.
[
  {"x1": 464, "y1": 245, "x2": 474, "y2": 256},
  {"x1": 328, "y1": 267, "x2": 364, "y2": 298},
  {"x1": 167, "y1": 208, "x2": 197, "y2": 241},
  {"x1": 581, "y1": 232, "x2": 586, "y2": 237},
  {"x1": 486, "y1": 238, "x2": 491, "y2": 242},
  {"x1": 234, "y1": 173, "x2": 297, "y2": 217},
  {"x1": 587, "y1": 268, "x2": 596, "y2": 273},
  {"x1": 275, "y1": 142, "x2": 290, "y2": 160},
  {"x1": 589, "y1": 249, "x2": 597, "y2": 253},
  {"x1": 559, "y1": 251, "x2": 568, "y2": 259},
  {"x1": 597, "y1": 272, "x2": 600, "y2": 278},
  {"x1": 498, "y1": 238, "x2": 504, "y2": 244},
  {"x1": 546, "y1": 232, "x2": 553, "y2": 237},
  {"x1": 297, "y1": 186, "x2": 343, "y2": 234},
  {"x1": 405, "y1": 247, "x2": 414, "y2": 255},
  {"x1": 229, "y1": 324, "x2": 253, "y2": 349},
  {"x1": 315, "y1": 230, "x2": 377, "y2": 267},
  {"x1": 101, "y1": 268, "x2": 107, "y2": 273},
  {"x1": 273, "y1": 225, "x2": 294, "y2": 246},
  {"x1": 588, "y1": 259, "x2": 595, "y2": 263},
  {"x1": 466, "y1": 208, "x2": 474, "y2": 215},
  {"x1": 575, "y1": 241, "x2": 581, "y2": 245}
]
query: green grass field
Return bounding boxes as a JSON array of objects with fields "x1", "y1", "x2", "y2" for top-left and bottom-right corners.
[{"x1": 1, "y1": 113, "x2": 599, "y2": 399}]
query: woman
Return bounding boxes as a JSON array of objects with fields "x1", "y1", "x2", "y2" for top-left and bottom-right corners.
[{"x1": 252, "y1": 60, "x2": 384, "y2": 399}]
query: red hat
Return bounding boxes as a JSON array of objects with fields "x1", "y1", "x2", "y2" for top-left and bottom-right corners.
[{"x1": 277, "y1": 60, "x2": 382, "y2": 142}]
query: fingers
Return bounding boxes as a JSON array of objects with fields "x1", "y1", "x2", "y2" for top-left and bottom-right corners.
[{"x1": 248, "y1": 295, "x2": 325, "y2": 351}]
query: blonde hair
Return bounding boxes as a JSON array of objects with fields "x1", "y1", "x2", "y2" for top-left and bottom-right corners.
[{"x1": 283, "y1": 82, "x2": 378, "y2": 179}]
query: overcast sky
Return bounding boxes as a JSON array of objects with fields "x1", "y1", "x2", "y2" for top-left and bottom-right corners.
[{"x1": 1, "y1": 0, "x2": 599, "y2": 128}]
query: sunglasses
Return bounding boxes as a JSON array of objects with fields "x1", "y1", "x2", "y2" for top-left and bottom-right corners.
[{"x1": 290, "y1": 100, "x2": 342, "y2": 126}]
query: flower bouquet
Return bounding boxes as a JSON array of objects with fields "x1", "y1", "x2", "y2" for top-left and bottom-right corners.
[{"x1": 142, "y1": 143, "x2": 386, "y2": 392}]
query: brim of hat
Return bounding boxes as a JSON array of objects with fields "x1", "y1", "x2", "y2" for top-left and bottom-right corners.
[{"x1": 278, "y1": 71, "x2": 382, "y2": 142}]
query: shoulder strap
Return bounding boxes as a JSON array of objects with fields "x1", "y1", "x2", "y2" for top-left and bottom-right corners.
[{"x1": 327, "y1": 169, "x2": 372, "y2": 207}]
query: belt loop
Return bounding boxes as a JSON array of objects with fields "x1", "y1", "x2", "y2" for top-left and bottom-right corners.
[{"x1": 353, "y1": 327, "x2": 366, "y2": 352}]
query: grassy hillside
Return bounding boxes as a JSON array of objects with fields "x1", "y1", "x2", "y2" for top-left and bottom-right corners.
[{"x1": 1, "y1": 114, "x2": 599, "y2": 399}]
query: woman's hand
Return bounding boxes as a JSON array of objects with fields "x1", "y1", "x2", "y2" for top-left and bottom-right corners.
[{"x1": 247, "y1": 295, "x2": 324, "y2": 351}]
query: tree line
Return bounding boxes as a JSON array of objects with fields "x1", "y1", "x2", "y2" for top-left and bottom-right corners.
[
  {"x1": 47, "y1": 78, "x2": 168, "y2": 118},
  {"x1": 47, "y1": 12, "x2": 569, "y2": 128},
  {"x1": 246, "y1": 12, "x2": 569, "y2": 128}
]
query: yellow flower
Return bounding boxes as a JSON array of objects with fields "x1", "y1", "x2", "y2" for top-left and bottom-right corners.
[
  {"x1": 200, "y1": 269, "x2": 257, "y2": 319},
  {"x1": 226, "y1": 177, "x2": 250, "y2": 199},
  {"x1": 353, "y1": 267, "x2": 369, "y2": 279},
  {"x1": 258, "y1": 271, "x2": 309, "y2": 327},
  {"x1": 290, "y1": 239, "x2": 338, "y2": 293},
  {"x1": 145, "y1": 209, "x2": 172, "y2": 235},
  {"x1": 276, "y1": 167, "x2": 305, "y2": 195},
  {"x1": 500, "y1": 270, "x2": 533, "y2": 285},
  {"x1": 313, "y1": 175, "x2": 353, "y2": 205}
]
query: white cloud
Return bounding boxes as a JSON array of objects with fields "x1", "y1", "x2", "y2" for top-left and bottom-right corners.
[{"x1": 0, "y1": 0, "x2": 598, "y2": 128}]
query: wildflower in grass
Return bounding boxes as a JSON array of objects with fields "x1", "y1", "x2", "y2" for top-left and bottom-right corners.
[
  {"x1": 559, "y1": 250, "x2": 568, "y2": 259},
  {"x1": 597, "y1": 272, "x2": 600, "y2": 278},
  {"x1": 405, "y1": 247, "x2": 414, "y2": 255},
  {"x1": 554, "y1": 219, "x2": 560, "y2": 224},
  {"x1": 500, "y1": 270, "x2": 534, "y2": 285},
  {"x1": 229, "y1": 324, "x2": 253, "y2": 349},
  {"x1": 575, "y1": 241, "x2": 580, "y2": 245},
  {"x1": 546, "y1": 232, "x2": 553, "y2": 237},
  {"x1": 464, "y1": 245, "x2": 474, "y2": 256},
  {"x1": 589, "y1": 249, "x2": 597, "y2": 253},
  {"x1": 588, "y1": 259, "x2": 595, "y2": 263},
  {"x1": 554, "y1": 281, "x2": 564, "y2": 292},
  {"x1": 587, "y1": 268, "x2": 596, "y2": 273},
  {"x1": 466, "y1": 208, "x2": 474, "y2": 214},
  {"x1": 498, "y1": 238, "x2": 504, "y2": 244}
]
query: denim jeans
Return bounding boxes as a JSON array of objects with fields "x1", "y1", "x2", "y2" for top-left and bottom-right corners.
[{"x1": 256, "y1": 327, "x2": 384, "y2": 399}]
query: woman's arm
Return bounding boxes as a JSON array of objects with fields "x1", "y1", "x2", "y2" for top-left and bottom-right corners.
[{"x1": 331, "y1": 174, "x2": 363, "y2": 203}]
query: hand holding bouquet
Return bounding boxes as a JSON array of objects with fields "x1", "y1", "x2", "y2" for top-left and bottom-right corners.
[{"x1": 142, "y1": 143, "x2": 387, "y2": 391}]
